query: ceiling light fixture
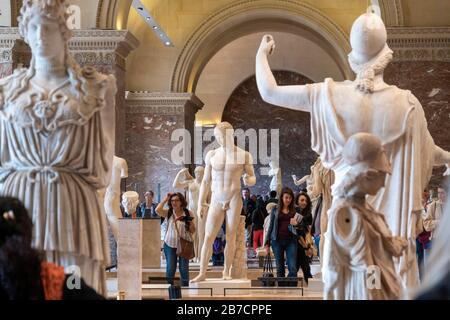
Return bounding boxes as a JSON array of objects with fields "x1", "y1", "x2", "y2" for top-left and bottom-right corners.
[{"x1": 132, "y1": 0, "x2": 174, "y2": 47}]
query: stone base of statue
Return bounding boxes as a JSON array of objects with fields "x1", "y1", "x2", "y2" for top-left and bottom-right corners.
[
  {"x1": 231, "y1": 216, "x2": 247, "y2": 279},
  {"x1": 189, "y1": 278, "x2": 252, "y2": 296},
  {"x1": 118, "y1": 218, "x2": 143, "y2": 300},
  {"x1": 142, "y1": 218, "x2": 161, "y2": 268}
]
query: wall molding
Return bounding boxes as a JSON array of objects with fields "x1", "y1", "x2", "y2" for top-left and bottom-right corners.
[
  {"x1": 380, "y1": 0, "x2": 404, "y2": 27},
  {"x1": 388, "y1": 27, "x2": 450, "y2": 62},
  {"x1": 0, "y1": 27, "x2": 139, "y2": 69},
  {"x1": 126, "y1": 92, "x2": 204, "y2": 115}
]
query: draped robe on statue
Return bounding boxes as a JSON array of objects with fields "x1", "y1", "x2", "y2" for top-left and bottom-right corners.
[
  {"x1": 307, "y1": 78, "x2": 436, "y2": 290},
  {"x1": 0, "y1": 68, "x2": 116, "y2": 295}
]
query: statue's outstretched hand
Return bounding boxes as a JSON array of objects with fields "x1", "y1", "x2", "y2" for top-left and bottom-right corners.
[
  {"x1": 444, "y1": 164, "x2": 450, "y2": 176},
  {"x1": 258, "y1": 34, "x2": 275, "y2": 56}
]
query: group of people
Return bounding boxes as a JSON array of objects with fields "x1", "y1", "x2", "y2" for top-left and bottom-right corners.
[{"x1": 242, "y1": 187, "x2": 318, "y2": 284}]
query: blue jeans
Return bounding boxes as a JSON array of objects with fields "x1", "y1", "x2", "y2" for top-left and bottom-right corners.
[
  {"x1": 164, "y1": 243, "x2": 190, "y2": 286},
  {"x1": 271, "y1": 238, "x2": 298, "y2": 278},
  {"x1": 314, "y1": 235, "x2": 320, "y2": 258}
]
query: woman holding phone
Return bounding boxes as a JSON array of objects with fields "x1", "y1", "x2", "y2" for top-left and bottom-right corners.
[{"x1": 156, "y1": 192, "x2": 195, "y2": 286}]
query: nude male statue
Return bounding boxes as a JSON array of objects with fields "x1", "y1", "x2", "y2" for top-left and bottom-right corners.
[{"x1": 191, "y1": 122, "x2": 256, "y2": 282}]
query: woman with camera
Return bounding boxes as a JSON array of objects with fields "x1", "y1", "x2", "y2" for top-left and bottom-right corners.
[{"x1": 156, "y1": 192, "x2": 196, "y2": 286}]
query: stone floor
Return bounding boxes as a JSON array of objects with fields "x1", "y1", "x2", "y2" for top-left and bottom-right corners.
[{"x1": 107, "y1": 256, "x2": 324, "y2": 300}]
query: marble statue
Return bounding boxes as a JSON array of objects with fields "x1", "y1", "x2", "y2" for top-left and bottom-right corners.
[
  {"x1": 268, "y1": 160, "x2": 282, "y2": 197},
  {"x1": 121, "y1": 191, "x2": 140, "y2": 218},
  {"x1": 173, "y1": 166, "x2": 205, "y2": 261},
  {"x1": 191, "y1": 122, "x2": 256, "y2": 282},
  {"x1": 323, "y1": 133, "x2": 407, "y2": 300},
  {"x1": 256, "y1": 11, "x2": 450, "y2": 290},
  {"x1": 0, "y1": 0, "x2": 116, "y2": 295},
  {"x1": 309, "y1": 157, "x2": 334, "y2": 266},
  {"x1": 105, "y1": 156, "x2": 128, "y2": 239},
  {"x1": 292, "y1": 173, "x2": 310, "y2": 189}
]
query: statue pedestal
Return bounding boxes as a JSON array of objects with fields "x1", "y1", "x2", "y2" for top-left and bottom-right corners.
[
  {"x1": 118, "y1": 219, "x2": 143, "y2": 300},
  {"x1": 142, "y1": 218, "x2": 161, "y2": 268},
  {"x1": 190, "y1": 278, "x2": 251, "y2": 296}
]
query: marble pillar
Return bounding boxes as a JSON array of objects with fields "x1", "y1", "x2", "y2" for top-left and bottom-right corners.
[
  {"x1": 118, "y1": 219, "x2": 143, "y2": 300},
  {"x1": 125, "y1": 92, "x2": 203, "y2": 199},
  {"x1": 142, "y1": 219, "x2": 161, "y2": 268}
]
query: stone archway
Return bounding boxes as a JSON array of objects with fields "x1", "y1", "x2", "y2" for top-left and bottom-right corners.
[
  {"x1": 171, "y1": 0, "x2": 353, "y2": 93},
  {"x1": 222, "y1": 70, "x2": 317, "y2": 196},
  {"x1": 96, "y1": 0, "x2": 133, "y2": 29}
]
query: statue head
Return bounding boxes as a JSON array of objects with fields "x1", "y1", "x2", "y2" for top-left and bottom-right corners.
[
  {"x1": 214, "y1": 122, "x2": 234, "y2": 147},
  {"x1": 121, "y1": 191, "x2": 140, "y2": 215},
  {"x1": 194, "y1": 166, "x2": 205, "y2": 182},
  {"x1": 337, "y1": 133, "x2": 391, "y2": 197},
  {"x1": 349, "y1": 12, "x2": 386, "y2": 65},
  {"x1": 18, "y1": 0, "x2": 71, "y2": 62},
  {"x1": 348, "y1": 12, "x2": 393, "y2": 93}
]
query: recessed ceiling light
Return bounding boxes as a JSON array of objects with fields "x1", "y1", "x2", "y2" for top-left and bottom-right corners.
[
  {"x1": 146, "y1": 17, "x2": 151, "y2": 21},
  {"x1": 138, "y1": 7, "x2": 143, "y2": 10},
  {"x1": 165, "y1": 41, "x2": 171, "y2": 46},
  {"x1": 152, "y1": 26, "x2": 158, "y2": 30}
]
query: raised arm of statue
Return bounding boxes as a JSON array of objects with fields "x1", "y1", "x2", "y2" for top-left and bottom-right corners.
[
  {"x1": 433, "y1": 146, "x2": 450, "y2": 176},
  {"x1": 243, "y1": 152, "x2": 256, "y2": 187},
  {"x1": 173, "y1": 167, "x2": 193, "y2": 189},
  {"x1": 256, "y1": 34, "x2": 313, "y2": 112},
  {"x1": 292, "y1": 174, "x2": 309, "y2": 186},
  {"x1": 197, "y1": 151, "x2": 213, "y2": 218}
]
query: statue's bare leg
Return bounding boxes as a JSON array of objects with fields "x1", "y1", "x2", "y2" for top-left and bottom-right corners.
[
  {"x1": 197, "y1": 209, "x2": 208, "y2": 263},
  {"x1": 191, "y1": 202, "x2": 225, "y2": 283},
  {"x1": 193, "y1": 211, "x2": 200, "y2": 262},
  {"x1": 104, "y1": 191, "x2": 121, "y2": 239},
  {"x1": 222, "y1": 194, "x2": 243, "y2": 280}
]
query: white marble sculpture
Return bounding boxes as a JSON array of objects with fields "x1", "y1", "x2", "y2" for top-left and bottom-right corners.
[
  {"x1": 173, "y1": 166, "x2": 205, "y2": 261},
  {"x1": 191, "y1": 122, "x2": 256, "y2": 282},
  {"x1": 268, "y1": 160, "x2": 282, "y2": 197},
  {"x1": 323, "y1": 133, "x2": 407, "y2": 300},
  {"x1": 256, "y1": 11, "x2": 450, "y2": 290},
  {"x1": 309, "y1": 157, "x2": 334, "y2": 266},
  {"x1": 121, "y1": 191, "x2": 140, "y2": 218},
  {"x1": 0, "y1": 0, "x2": 116, "y2": 295},
  {"x1": 105, "y1": 156, "x2": 128, "y2": 239}
]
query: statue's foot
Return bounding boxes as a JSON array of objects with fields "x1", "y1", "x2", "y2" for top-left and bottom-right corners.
[
  {"x1": 191, "y1": 273, "x2": 206, "y2": 283},
  {"x1": 222, "y1": 270, "x2": 232, "y2": 280}
]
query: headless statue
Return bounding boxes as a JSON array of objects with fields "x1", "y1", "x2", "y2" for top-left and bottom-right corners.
[
  {"x1": 191, "y1": 122, "x2": 256, "y2": 282},
  {"x1": 323, "y1": 133, "x2": 407, "y2": 300},
  {"x1": 173, "y1": 166, "x2": 205, "y2": 262},
  {"x1": 105, "y1": 156, "x2": 128, "y2": 239},
  {"x1": 268, "y1": 160, "x2": 282, "y2": 197},
  {"x1": 256, "y1": 11, "x2": 450, "y2": 290}
]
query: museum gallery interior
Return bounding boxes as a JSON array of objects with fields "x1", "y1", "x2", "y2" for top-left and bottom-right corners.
[{"x1": 0, "y1": 0, "x2": 449, "y2": 301}]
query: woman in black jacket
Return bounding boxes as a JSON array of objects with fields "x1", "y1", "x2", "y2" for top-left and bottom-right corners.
[
  {"x1": 264, "y1": 188, "x2": 300, "y2": 281},
  {"x1": 295, "y1": 192, "x2": 314, "y2": 284}
]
